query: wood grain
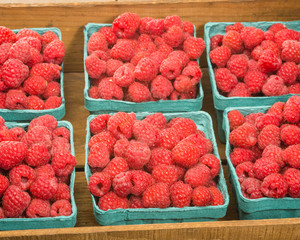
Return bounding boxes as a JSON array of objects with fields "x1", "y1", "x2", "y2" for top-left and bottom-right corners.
[{"x1": 0, "y1": 0, "x2": 299, "y2": 72}]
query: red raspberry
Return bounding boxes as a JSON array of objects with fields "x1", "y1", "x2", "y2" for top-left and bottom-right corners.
[
  {"x1": 90, "y1": 114, "x2": 110, "y2": 136},
  {"x1": 182, "y1": 65, "x2": 202, "y2": 85},
  {"x1": 88, "y1": 172, "x2": 111, "y2": 197},
  {"x1": 289, "y1": 82, "x2": 300, "y2": 94},
  {"x1": 18, "y1": 36, "x2": 41, "y2": 52},
  {"x1": 113, "y1": 138, "x2": 129, "y2": 158},
  {"x1": 35, "y1": 164, "x2": 55, "y2": 178},
  {"x1": 50, "y1": 137, "x2": 71, "y2": 156},
  {"x1": 222, "y1": 30, "x2": 243, "y2": 53},
  {"x1": 30, "y1": 63, "x2": 61, "y2": 82},
  {"x1": 164, "y1": 15, "x2": 182, "y2": 30},
  {"x1": 142, "y1": 182, "x2": 170, "y2": 208},
  {"x1": 52, "y1": 183, "x2": 71, "y2": 201},
  {"x1": 192, "y1": 186, "x2": 212, "y2": 206},
  {"x1": 0, "y1": 26, "x2": 16, "y2": 44},
  {"x1": 5, "y1": 89, "x2": 28, "y2": 110},
  {"x1": 85, "y1": 54, "x2": 106, "y2": 79},
  {"x1": 87, "y1": 32, "x2": 108, "y2": 55},
  {"x1": 134, "y1": 57, "x2": 158, "y2": 82},
  {"x1": 30, "y1": 176, "x2": 58, "y2": 200},
  {"x1": 41, "y1": 31, "x2": 58, "y2": 46},
  {"x1": 283, "y1": 168, "x2": 300, "y2": 198},
  {"x1": 209, "y1": 47, "x2": 231, "y2": 68},
  {"x1": 112, "y1": 171, "x2": 132, "y2": 198},
  {"x1": 280, "y1": 125, "x2": 300, "y2": 146},
  {"x1": 160, "y1": 57, "x2": 182, "y2": 80},
  {"x1": 184, "y1": 163, "x2": 211, "y2": 188},
  {"x1": 107, "y1": 112, "x2": 134, "y2": 139},
  {"x1": 240, "y1": 26, "x2": 264, "y2": 49},
  {"x1": 149, "y1": 51, "x2": 167, "y2": 66},
  {"x1": 26, "y1": 199, "x2": 50, "y2": 218},
  {"x1": 172, "y1": 141, "x2": 200, "y2": 168},
  {"x1": 126, "y1": 140, "x2": 151, "y2": 169},
  {"x1": 51, "y1": 199, "x2": 72, "y2": 217},
  {"x1": 27, "y1": 96, "x2": 44, "y2": 110},
  {"x1": 22, "y1": 126, "x2": 52, "y2": 150},
  {"x1": 28, "y1": 114, "x2": 57, "y2": 131},
  {"x1": 43, "y1": 39, "x2": 65, "y2": 65},
  {"x1": 103, "y1": 157, "x2": 129, "y2": 180},
  {"x1": 257, "y1": 124, "x2": 280, "y2": 150},
  {"x1": 181, "y1": 132, "x2": 213, "y2": 157},
  {"x1": 51, "y1": 151, "x2": 76, "y2": 177},
  {"x1": 227, "y1": 54, "x2": 248, "y2": 78},
  {"x1": 228, "y1": 83, "x2": 251, "y2": 97},
  {"x1": 0, "y1": 207, "x2": 5, "y2": 219},
  {"x1": 0, "y1": 92, "x2": 6, "y2": 108},
  {"x1": 229, "y1": 122, "x2": 258, "y2": 148},
  {"x1": 258, "y1": 49, "x2": 282, "y2": 73},
  {"x1": 98, "y1": 78, "x2": 123, "y2": 100},
  {"x1": 23, "y1": 76, "x2": 47, "y2": 96},
  {"x1": 8, "y1": 41, "x2": 31, "y2": 64},
  {"x1": 225, "y1": 22, "x2": 244, "y2": 33},
  {"x1": 170, "y1": 181, "x2": 192, "y2": 208},
  {"x1": 98, "y1": 191, "x2": 129, "y2": 211},
  {"x1": 199, "y1": 154, "x2": 220, "y2": 178},
  {"x1": 88, "y1": 144, "x2": 110, "y2": 168},
  {"x1": 251, "y1": 45, "x2": 264, "y2": 61},
  {"x1": 44, "y1": 96, "x2": 62, "y2": 109},
  {"x1": 98, "y1": 27, "x2": 117, "y2": 46},
  {"x1": 282, "y1": 144, "x2": 300, "y2": 168},
  {"x1": 214, "y1": 68, "x2": 238, "y2": 93},
  {"x1": 262, "y1": 75, "x2": 288, "y2": 96},
  {"x1": 235, "y1": 161, "x2": 255, "y2": 183},
  {"x1": 228, "y1": 110, "x2": 246, "y2": 131},
  {"x1": 158, "y1": 128, "x2": 180, "y2": 150},
  {"x1": 0, "y1": 125, "x2": 17, "y2": 142},
  {"x1": 283, "y1": 95, "x2": 300, "y2": 124},
  {"x1": 263, "y1": 30, "x2": 274, "y2": 41},
  {"x1": 261, "y1": 173, "x2": 288, "y2": 198},
  {"x1": 143, "y1": 18, "x2": 165, "y2": 36},
  {"x1": 112, "y1": 12, "x2": 140, "y2": 38},
  {"x1": 129, "y1": 196, "x2": 143, "y2": 208},
  {"x1": 9, "y1": 164, "x2": 35, "y2": 191},
  {"x1": 143, "y1": 113, "x2": 166, "y2": 130},
  {"x1": 262, "y1": 144, "x2": 284, "y2": 168},
  {"x1": 247, "y1": 59, "x2": 258, "y2": 71},
  {"x1": 16, "y1": 28, "x2": 41, "y2": 41},
  {"x1": 127, "y1": 82, "x2": 151, "y2": 102},
  {"x1": 0, "y1": 141, "x2": 27, "y2": 170},
  {"x1": 152, "y1": 164, "x2": 178, "y2": 186},
  {"x1": 269, "y1": 23, "x2": 286, "y2": 34},
  {"x1": 241, "y1": 177, "x2": 263, "y2": 199},
  {"x1": 182, "y1": 21, "x2": 194, "y2": 35},
  {"x1": 110, "y1": 40, "x2": 134, "y2": 62},
  {"x1": 163, "y1": 25, "x2": 184, "y2": 48},
  {"x1": 135, "y1": 41, "x2": 157, "y2": 54},
  {"x1": 146, "y1": 147, "x2": 173, "y2": 171},
  {"x1": 113, "y1": 65, "x2": 134, "y2": 88},
  {"x1": 130, "y1": 170, "x2": 154, "y2": 196},
  {"x1": 106, "y1": 59, "x2": 123, "y2": 77},
  {"x1": 183, "y1": 37, "x2": 205, "y2": 59},
  {"x1": 277, "y1": 62, "x2": 299, "y2": 85},
  {"x1": 206, "y1": 187, "x2": 223, "y2": 206},
  {"x1": 281, "y1": 40, "x2": 300, "y2": 64},
  {"x1": 2, "y1": 185, "x2": 31, "y2": 218},
  {"x1": 88, "y1": 86, "x2": 99, "y2": 98},
  {"x1": 243, "y1": 70, "x2": 266, "y2": 94},
  {"x1": 0, "y1": 175, "x2": 9, "y2": 197},
  {"x1": 0, "y1": 42, "x2": 12, "y2": 65},
  {"x1": 2, "y1": 59, "x2": 29, "y2": 88},
  {"x1": 261, "y1": 40, "x2": 281, "y2": 57},
  {"x1": 150, "y1": 75, "x2": 173, "y2": 99},
  {"x1": 173, "y1": 75, "x2": 193, "y2": 93},
  {"x1": 53, "y1": 127, "x2": 70, "y2": 141},
  {"x1": 275, "y1": 29, "x2": 299, "y2": 49},
  {"x1": 169, "y1": 117, "x2": 197, "y2": 140},
  {"x1": 253, "y1": 157, "x2": 280, "y2": 180},
  {"x1": 132, "y1": 121, "x2": 160, "y2": 147},
  {"x1": 92, "y1": 50, "x2": 111, "y2": 61},
  {"x1": 210, "y1": 34, "x2": 223, "y2": 50}
]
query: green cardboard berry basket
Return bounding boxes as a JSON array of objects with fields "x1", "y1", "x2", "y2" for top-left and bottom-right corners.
[
  {"x1": 83, "y1": 23, "x2": 204, "y2": 113},
  {"x1": 204, "y1": 20, "x2": 300, "y2": 143},
  {"x1": 0, "y1": 120, "x2": 77, "y2": 230},
  {"x1": 223, "y1": 105, "x2": 300, "y2": 220},
  {"x1": 85, "y1": 111, "x2": 229, "y2": 225},
  {"x1": 0, "y1": 27, "x2": 65, "y2": 121}
]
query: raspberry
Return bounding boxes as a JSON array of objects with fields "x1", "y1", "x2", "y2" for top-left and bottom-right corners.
[
  {"x1": 44, "y1": 96, "x2": 62, "y2": 109},
  {"x1": 30, "y1": 176, "x2": 58, "y2": 200},
  {"x1": 262, "y1": 75, "x2": 288, "y2": 96},
  {"x1": 89, "y1": 114, "x2": 110, "y2": 136},
  {"x1": 8, "y1": 41, "x2": 31, "y2": 64},
  {"x1": 281, "y1": 40, "x2": 300, "y2": 64},
  {"x1": 126, "y1": 140, "x2": 151, "y2": 169},
  {"x1": 113, "y1": 138, "x2": 129, "y2": 158},
  {"x1": 227, "y1": 54, "x2": 248, "y2": 78},
  {"x1": 16, "y1": 28, "x2": 40, "y2": 41},
  {"x1": 5, "y1": 89, "x2": 28, "y2": 110},
  {"x1": 88, "y1": 130, "x2": 115, "y2": 154},
  {"x1": 130, "y1": 170, "x2": 154, "y2": 196},
  {"x1": 142, "y1": 182, "x2": 170, "y2": 208},
  {"x1": 110, "y1": 40, "x2": 134, "y2": 62},
  {"x1": 132, "y1": 121, "x2": 160, "y2": 147},
  {"x1": 0, "y1": 92, "x2": 6, "y2": 108},
  {"x1": 35, "y1": 164, "x2": 55, "y2": 178},
  {"x1": 112, "y1": 12, "x2": 140, "y2": 38},
  {"x1": 23, "y1": 76, "x2": 47, "y2": 96},
  {"x1": 280, "y1": 125, "x2": 300, "y2": 146},
  {"x1": 88, "y1": 172, "x2": 111, "y2": 197},
  {"x1": 257, "y1": 124, "x2": 280, "y2": 150},
  {"x1": 111, "y1": 171, "x2": 132, "y2": 198},
  {"x1": 51, "y1": 200, "x2": 72, "y2": 217},
  {"x1": 282, "y1": 144, "x2": 300, "y2": 168},
  {"x1": 169, "y1": 181, "x2": 192, "y2": 208},
  {"x1": 267, "y1": 102, "x2": 285, "y2": 123},
  {"x1": 269, "y1": 23, "x2": 286, "y2": 34},
  {"x1": 43, "y1": 39, "x2": 65, "y2": 65},
  {"x1": 50, "y1": 137, "x2": 71, "y2": 156},
  {"x1": 261, "y1": 173, "x2": 288, "y2": 198},
  {"x1": 88, "y1": 144, "x2": 110, "y2": 168},
  {"x1": 0, "y1": 26, "x2": 16, "y2": 44},
  {"x1": 158, "y1": 128, "x2": 180, "y2": 150},
  {"x1": 129, "y1": 196, "x2": 143, "y2": 208},
  {"x1": 160, "y1": 57, "x2": 182, "y2": 80},
  {"x1": 184, "y1": 163, "x2": 211, "y2": 188},
  {"x1": 127, "y1": 82, "x2": 151, "y2": 102},
  {"x1": 173, "y1": 75, "x2": 193, "y2": 93},
  {"x1": 163, "y1": 25, "x2": 184, "y2": 48},
  {"x1": 283, "y1": 95, "x2": 300, "y2": 123},
  {"x1": 261, "y1": 40, "x2": 281, "y2": 57},
  {"x1": 146, "y1": 148, "x2": 173, "y2": 172},
  {"x1": 143, "y1": 113, "x2": 167, "y2": 129},
  {"x1": 183, "y1": 37, "x2": 205, "y2": 59},
  {"x1": 30, "y1": 63, "x2": 61, "y2": 82},
  {"x1": 27, "y1": 96, "x2": 44, "y2": 110},
  {"x1": 225, "y1": 22, "x2": 244, "y2": 33},
  {"x1": 228, "y1": 110, "x2": 246, "y2": 130},
  {"x1": 169, "y1": 117, "x2": 197, "y2": 139},
  {"x1": 143, "y1": 18, "x2": 165, "y2": 36},
  {"x1": 163, "y1": 15, "x2": 182, "y2": 30},
  {"x1": 182, "y1": 65, "x2": 202, "y2": 85},
  {"x1": 0, "y1": 42, "x2": 11, "y2": 65},
  {"x1": 0, "y1": 126, "x2": 17, "y2": 142},
  {"x1": 0, "y1": 141, "x2": 27, "y2": 170},
  {"x1": 283, "y1": 168, "x2": 300, "y2": 198},
  {"x1": 149, "y1": 51, "x2": 167, "y2": 66},
  {"x1": 41, "y1": 31, "x2": 59, "y2": 46},
  {"x1": 98, "y1": 78, "x2": 123, "y2": 100},
  {"x1": 92, "y1": 50, "x2": 111, "y2": 61},
  {"x1": 192, "y1": 186, "x2": 212, "y2": 206},
  {"x1": 214, "y1": 68, "x2": 238, "y2": 93},
  {"x1": 253, "y1": 157, "x2": 280, "y2": 180},
  {"x1": 209, "y1": 46, "x2": 231, "y2": 68},
  {"x1": 85, "y1": 54, "x2": 106, "y2": 79},
  {"x1": 103, "y1": 157, "x2": 129, "y2": 180},
  {"x1": 275, "y1": 29, "x2": 299, "y2": 49},
  {"x1": 136, "y1": 41, "x2": 157, "y2": 54},
  {"x1": 28, "y1": 114, "x2": 57, "y2": 131},
  {"x1": 229, "y1": 122, "x2": 258, "y2": 148},
  {"x1": 52, "y1": 183, "x2": 71, "y2": 201},
  {"x1": 98, "y1": 191, "x2": 129, "y2": 211},
  {"x1": 150, "y1": 75, "x2": 173, "y2": 99},
  {"x1": 53, "y1": 127, "x2": 70, "y2": 141},
  {"x1": 247, "y1": 59, "x2": 258, "y2": 71},
  {"x1": 107, "y1": 112, "x2": 134, "y2": 139},
  {"x1": 241, "y1": 177, "x2": 263, "y2": 199},
  {"x1": 2, "y1": 59, "x2": 29, "y2": 88},
  {"x1": 22, "y1": 126, "x2": 52, "y2": 150},
  {"x1": 0, "y1": 175, "x2": 9, "y2": 197},
  {"x1": 181, "y1": 132, "x2": 213, "y2": 157},
  {"x1": 26, "y1": 199, "x2": 50, "y2": 218},
  {"x1": 199, "y1": 154, "x2": 220, "y2": 178},
  {"x1": 210, "y1": 34, "x2": 223, "y2": 50},
  {"x1": 235, "y1": 161, "x2": 255, "y2": 183},
  {"x1": 51, "y1": 151, "x2": 76, "y2": 177},
  {"x1": 240, "y1": 26, "x2": 264, "y2": 49},
  {"x1": 228, "y1": 83, "x2": 251, "y2": 97},
  {"x1": 113, "y1": 65, "x2": 134, "y2": 88},
  {"x1": 105, "y1": 59, "x2": 123, "y2": 77},
  {"x1": 152, "y1": 164, "x2": 178, "y2": 186},
  {"x1": 9, "y1": 164, "x2": 35, "y2": 191},
  {"x1": 2, "y1": 185, "x2": 31, "y2": 218},
  {"x1": 88, "y1": 86, "x2": 99, "y2": 98},
  {"x1": 207, "y1": 186, "x2": 224, "y2": 205},
  {"x1": 98, "y1": 27, "x2": 117, "y2": 46},
  {"x1": 277, "y1": 62, "x2": 298, "y2": 85},
  {"x1": 182, "y1": 21, "x2": 194, "y2": 35},
  {"x1": 172, "y1": 141, "x2": 200, "y2": 168},
  {"x1": 258, "y1": 49, "x2": 282, "y2": 73},
  {"x1": 262, "y1": 144, "x2": 284, "y2": 168},
  {"x1": 222, "y1": 30, "x2": 243, "y2": 53},
  {"x1": 134, "y1": 57, "x2": 158, "y2": 82}
]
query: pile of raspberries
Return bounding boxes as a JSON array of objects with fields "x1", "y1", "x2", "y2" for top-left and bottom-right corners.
[
  {"x1": 228, "y1": 95, "x2": 300, "y2": 199},
  {"x1": 0, "y1": 115, "x2": 76, "y2": 218},
  {"x1": 87, "y1": 112, "x2": 224, "y2": 210},
  {"x1": 0, "y1": 27, "x2": 64, "y2": 110},
  {"x1": 85, "y1": 12, "x2": 205, "y2": 102},
  {"x1": 209, "y1": 22, "x2": 300, "y2": 97}
]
